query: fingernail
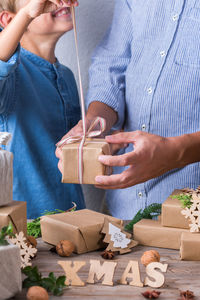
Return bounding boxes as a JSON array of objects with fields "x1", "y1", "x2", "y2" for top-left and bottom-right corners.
[
  {"x1": 98, "y1": 155, "x2": 105, "y2": 162},
  {"x1": 95, "y1": 176, "x2": 103, "y2": 183}
]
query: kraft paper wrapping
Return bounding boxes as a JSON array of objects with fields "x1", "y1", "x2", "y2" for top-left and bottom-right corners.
[
  {"x1": 61, "y1": 138, "x2": 111, "y2": 184},
  {"x1": 0, "y1": 201, "x2": 27, "y2": 235},
  {"x1": 0, "y1": 244, "x2": 22, "y2": 300},
  {"x1": 41, "y1": 209, "x2": 123, "y2": 254},
  {"x1": 180, "y1": 232, "x2": 200, "y2": 260},
  {"x1": 134, "y1": 219, "x2": 188, "y2": 250},
  {"x1": 0, "y1": 150, "x2": 13, "y2": 207},
  {"x1": 161, "y1": 190, "x2": 190, "y2": 229}
]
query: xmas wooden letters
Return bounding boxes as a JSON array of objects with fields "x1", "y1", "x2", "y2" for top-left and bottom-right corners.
[{"x1": 58, "y1": 260, "x2": 168, "y2": 288}]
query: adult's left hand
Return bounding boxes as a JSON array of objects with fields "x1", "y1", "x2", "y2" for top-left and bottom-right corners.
[{"x1": 95, "y1": 131, "x2": 181, "y2": 189}]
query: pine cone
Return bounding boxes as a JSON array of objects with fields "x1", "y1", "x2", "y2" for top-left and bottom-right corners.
[
  {"x1": 179, "y1": 290, "x2": 195, "y2": 299},
  {"x1": 101, "y1": 250, "x2": 116, "y2": 260},
  {"x1": 142, "y1": 290, "x2": 161, "y2": 299}
]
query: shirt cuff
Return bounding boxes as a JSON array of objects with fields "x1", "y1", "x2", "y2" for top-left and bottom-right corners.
[{"x1": 0, "y1": 45, "x2": 21, "y2": 79}]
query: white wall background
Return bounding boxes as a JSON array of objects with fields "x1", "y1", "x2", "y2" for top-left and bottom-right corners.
[
  {"x1": 55, "y1": 0, "x2": 115, "y2": 212},
  {"x1": 56, "y1": 0, "x2": 115, "y2": 95}
]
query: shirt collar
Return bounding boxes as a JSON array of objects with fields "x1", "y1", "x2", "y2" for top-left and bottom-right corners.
[{"x1": 21, "y1": 47, "x2": 60, "y2": 71}]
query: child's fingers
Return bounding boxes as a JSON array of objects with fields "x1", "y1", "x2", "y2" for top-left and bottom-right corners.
[{"x1": 61, "y1": 0, "x2": 79, "y2": 7}]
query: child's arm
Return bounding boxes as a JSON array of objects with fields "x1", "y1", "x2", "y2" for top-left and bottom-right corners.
[{"x1": 0, "y1": 0, "x2": 77, "y2": 62}]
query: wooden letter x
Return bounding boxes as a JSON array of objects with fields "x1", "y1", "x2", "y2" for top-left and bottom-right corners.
[
  {"x1": 87, "y1": 260, "x2": 117, "y2": 286},
  {"x1": 58, "y1": 261, "x2": 86, "y2": 286}
]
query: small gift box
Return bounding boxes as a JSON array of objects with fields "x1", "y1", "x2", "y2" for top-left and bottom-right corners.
[
  {"x1": 161, "y1": 190, "x2": 190, "y2": 229},
  {"x1": 134, "y1": 219, "x2": 188, "y2": 250},
  {"x1": 0, "y1": 201, "x2": 27, "y2": 235},
  {"x1": 61, "y1": 138, "x2": 111, "y2": 184},
  {"x1": 0, "y1": 244, "x2": 22, "y2": 300},
  {"x1": 41, "y1": 209, "x2": 122, "y2": 254},
  {"x1": 180, "y1": 232, "x2": 200, "y2": 260}
]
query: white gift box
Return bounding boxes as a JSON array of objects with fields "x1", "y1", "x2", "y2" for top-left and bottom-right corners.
[
  {"x1": 0, "y1": 132, "x2": 13, "y2": 207},
  {"x1": 0, "y1": 149, "x2": 13, "y2": 207},
  {"x1": 0, "y1": 244, "x2": 22, "y2": 300}
]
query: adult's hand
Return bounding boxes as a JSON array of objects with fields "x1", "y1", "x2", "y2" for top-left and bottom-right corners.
[{"x1": 95, "y1": 131, "x2": 182, "y2": 189}]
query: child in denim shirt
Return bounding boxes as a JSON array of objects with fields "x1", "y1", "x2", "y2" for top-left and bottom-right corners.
[{"x1": 0, "y1": 0, "x2": 85, "y2": 218}]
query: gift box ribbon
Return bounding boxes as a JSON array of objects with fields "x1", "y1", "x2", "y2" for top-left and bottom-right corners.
[{"x1": 57, "y1": 8, "x2": 106, "y2": 184}]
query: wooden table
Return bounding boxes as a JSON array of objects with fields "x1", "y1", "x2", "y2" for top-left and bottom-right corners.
[{"x1": 14, "y1": 239, "x2": 200, "y2": 300}]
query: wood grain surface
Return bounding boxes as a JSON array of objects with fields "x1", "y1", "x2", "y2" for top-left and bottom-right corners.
[{"x1": 14, "y1": 239, "x2": 200, "y2": 300}]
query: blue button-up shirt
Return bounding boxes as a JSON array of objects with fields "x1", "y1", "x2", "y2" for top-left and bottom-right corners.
[
  {"x1": 87, "y1": 0, "x2": 200, "y2": 219},
  {"x1": 0, "y1": 46, "x2": 85, "y2": 219}
]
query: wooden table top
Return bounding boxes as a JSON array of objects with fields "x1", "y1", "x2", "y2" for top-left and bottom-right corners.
[{"x1": 14, "y1": 239, "x2": 200, "y2": 300}]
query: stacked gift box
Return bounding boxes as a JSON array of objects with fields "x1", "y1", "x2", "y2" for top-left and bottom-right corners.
[
  {"x1": 0, "y1": 132, "x2": 27, "y2": 299},
  {"x1": 133, "y1": 190, "x2": 200, "y2": 261}
]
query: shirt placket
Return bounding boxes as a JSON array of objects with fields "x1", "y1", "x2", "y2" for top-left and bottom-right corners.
[{"x1": 136, "y1": 0, "x2": 186, "y2": 204}]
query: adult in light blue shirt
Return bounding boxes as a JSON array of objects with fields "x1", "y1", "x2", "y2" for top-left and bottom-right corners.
[
  {"x1": 0, "y1": 46, "x2": 85, "y2": 219},
  {"x1": 58, "y1": 0, "x2": 200, "y2": 220}
]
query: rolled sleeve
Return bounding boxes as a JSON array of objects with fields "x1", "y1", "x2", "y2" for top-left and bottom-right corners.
[
  {"x1": 0, "y1": 45, "x2": 20, "y2": 79},
  {"x1": 86, "y1": 0, "x2": 132, "y2": 129},
  {"x1": 0, "y1": 45, "x2": 20, "y2": 114}
]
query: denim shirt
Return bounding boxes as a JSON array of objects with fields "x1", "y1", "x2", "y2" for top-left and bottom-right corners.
[
  {"x1": 0, "y1": 46, "x2": 85, "y2": 218},
  {"x1": 87, "y1": 0, "x2": 200, "y2": 219}
]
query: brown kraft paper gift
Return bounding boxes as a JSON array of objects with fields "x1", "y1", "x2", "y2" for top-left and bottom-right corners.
[
  {"x1": 161, "y1": 190, "x2": 190, "y2": 229},
  {"x1": 180, "y1": 232, "x2": 200, "y2": 260},
  {"x1": 0, "y1": 201, "x2": 27, "y2": 235},
  {"x1": 41, "y1": 209, "x2": 123, "y2": 254},
  {"x1": 61, "y1": 138, "x2": 111, "y2": 184},
  {"x1": 134, "y1": 219, "x2": 188, "y2": 250}
]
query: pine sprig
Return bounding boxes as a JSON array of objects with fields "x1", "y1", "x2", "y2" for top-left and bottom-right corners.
[
  {"x1": 171, "y1": 194, "x2": 192, "y2": 208},
  {"x1": 125, "y1": 203, "x2": 162, "y2": 231},
  {"x1": 22, "y1": 266, "x2": 67, "y2": 296},
  {"x1": 0, "y1": 223, "x2": 14, "y2": 246}
]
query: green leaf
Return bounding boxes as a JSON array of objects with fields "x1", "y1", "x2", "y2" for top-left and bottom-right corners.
[
  {"x1": 56, "y1": 276, "x2": 66, "y2": 287},
  {"x1": 49, "y1": 272, "x2": 56, "y2": 282},
  {"x1": 0, "y1": 223, "x2": 14, "y2": 246},
  {"x1": 22, "y1": 266, "x2": 67, "y2": 297}
]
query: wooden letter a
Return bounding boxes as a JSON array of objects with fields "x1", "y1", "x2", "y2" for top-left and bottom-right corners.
[
  {"x1": 58, "y1": 261, "x2": 86, "y2": 286},
  {"x1": 87, "y1": 260, "x2": 117, "y2": 286},
  {"x1": 120, "y1": 260, "x2": 143, "y2": 287}
]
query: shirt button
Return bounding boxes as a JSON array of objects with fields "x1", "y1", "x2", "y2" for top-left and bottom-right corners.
[
  {"x1": 138, "y1": 192, "x2": 143, "y2": 198},
  {"x1": 172, "y1": 14, "x2": 179, "y2": 21},
  {"x1": 141, "y1": 124, "x2": 146, "y2": 131},
  {"x1": 147, "y1": 87, "x2": 153, "y2": 94},
  {"x1": 160, "y1": 51, "x2": 166, "y2": 57}
]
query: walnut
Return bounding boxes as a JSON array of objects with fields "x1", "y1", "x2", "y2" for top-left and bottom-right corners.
[
  {"x1": 56, "y1": 240, "x2": 75, "y2": 257},
  {"x1": 26, "y1": 286, "x2": 49, "y2": 300},
  {"x1": 141, "y1": 250, "x2": 160, "y2": 266},
  {"x1": 101, "y1": 250, "x2": 116, "y2": 260},
  {"x1": 142, "y1": 290, "x2": 161, "y2": 299}
]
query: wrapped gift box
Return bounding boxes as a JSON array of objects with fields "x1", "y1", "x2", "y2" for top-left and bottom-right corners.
[
  {"x1": 0, "y1": 149, "x2": 13, "y2": 207},
  {"x1": 61, "y1": 138, "x2": 111, "y2": 184},
  {"x1": 0, "y1": 201, "x2": 27, "y2": 235},
  {"x1": 180, "y1": 232, "x2": 200, "y2": 260},
  {"x1": 134, "y1": 219, "x2": 188, "y2": 250},
  {"x1": 41, "y1": 209, "x2": 123, "y2": 254},
  {"x1": 0, "y1": 244, "x2": 22, "y2": 300},
  {"x1": 161, "y1": 190, "x2": 190, "y2": 229}
]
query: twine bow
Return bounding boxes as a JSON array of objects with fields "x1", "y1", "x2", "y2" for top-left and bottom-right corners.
[{"x1": 57, "y1": 117, "x2": 106, "y2": 184}]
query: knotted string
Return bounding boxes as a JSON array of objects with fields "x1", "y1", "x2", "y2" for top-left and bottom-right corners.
[{"x1": 57, "y1": 7, "x2": 106, "y2": 184}]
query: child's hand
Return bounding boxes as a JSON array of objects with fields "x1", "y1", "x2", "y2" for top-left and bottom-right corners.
[{"x1": 23, "y1": 0, "x2": 78, "y2": 19}]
